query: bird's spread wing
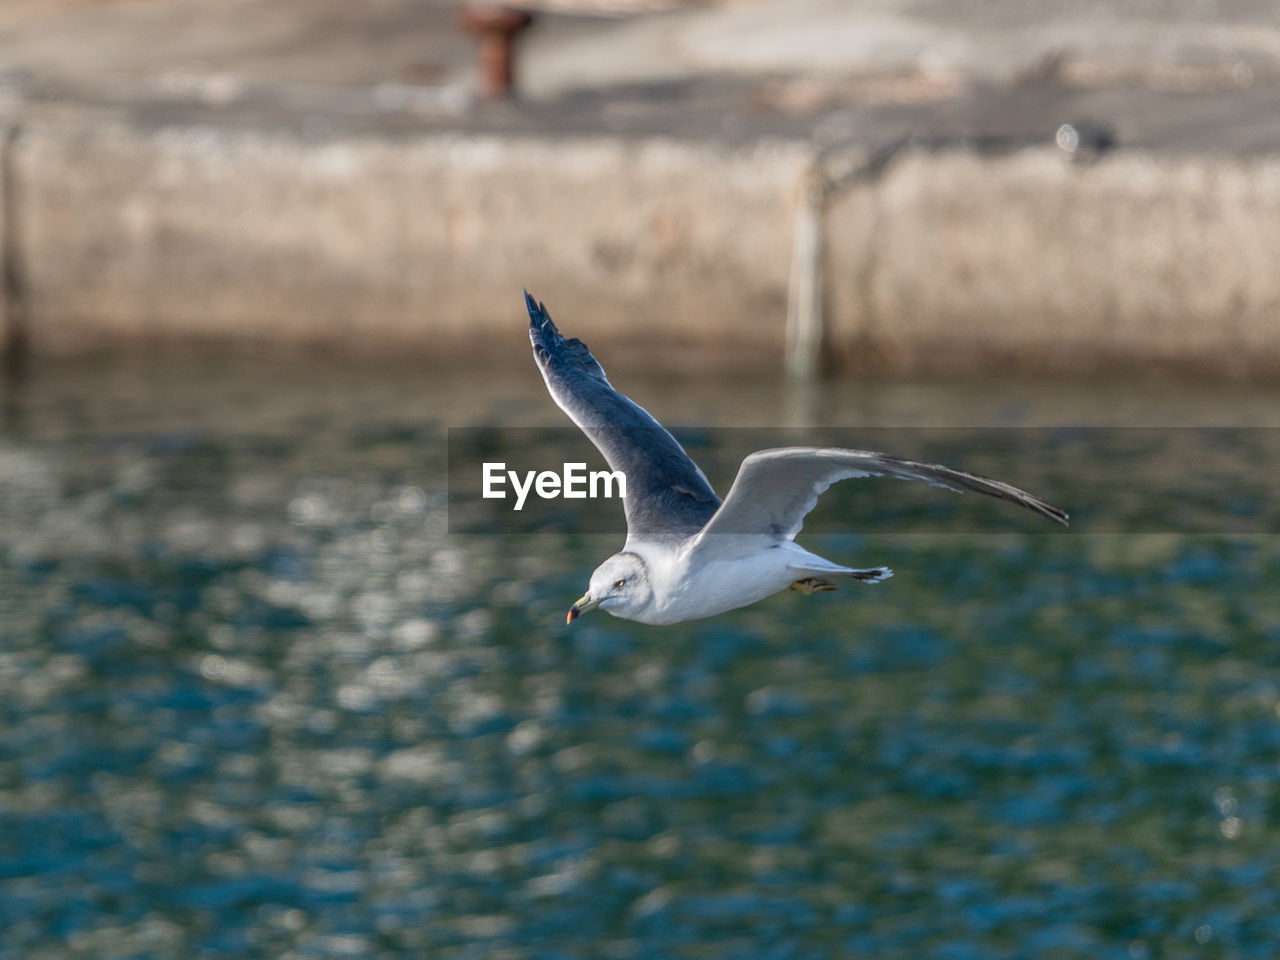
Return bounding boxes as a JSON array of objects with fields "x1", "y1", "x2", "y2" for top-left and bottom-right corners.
[
  {"x1": 691, "y1": 446, "x2": 1069, "y2": 543},
  {"x1": 526, "y1": 292, "x2": 720, "y2": 536}
]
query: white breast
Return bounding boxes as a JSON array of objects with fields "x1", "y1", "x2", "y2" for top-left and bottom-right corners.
[{"x1": 637, "y1": 538, "x2": 800, "y2": 624}]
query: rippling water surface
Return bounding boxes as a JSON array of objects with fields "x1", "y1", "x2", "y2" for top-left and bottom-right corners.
[{"x1": 2, "y1": 356, "x2": 1279, "y2": 960}]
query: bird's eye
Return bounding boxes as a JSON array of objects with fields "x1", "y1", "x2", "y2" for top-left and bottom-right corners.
[{"x1": 613, "y1": 578, "x2": 626, "y2": 588}]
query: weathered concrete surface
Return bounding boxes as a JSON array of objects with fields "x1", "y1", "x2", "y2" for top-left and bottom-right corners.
[
  {"x1": 15, "y1": 117, "x2": 806, "y2": 368},
  {"x1": 2, "y1": 0, "x2": 1280, "y2": 375},
  {"x1": 17, "y1": 109, "x2": 1280, "y2": 374},
  {"x1": 827, "y1": 149, "x2": 1280, "y2": 374},
  {"x1": 13, "y1": 110, "x2": 1280, "y2": 375}
]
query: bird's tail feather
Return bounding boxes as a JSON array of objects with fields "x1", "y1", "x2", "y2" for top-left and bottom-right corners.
[
  {"x1": 789, "y1": 560, "x2": 893, "y2": 584},
  {"x1": 842, "y1": 566, "x2": 893, "y2": 583}
]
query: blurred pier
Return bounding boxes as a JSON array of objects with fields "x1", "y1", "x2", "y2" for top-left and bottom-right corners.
[{"x1": 1, "y1": 0, "x2": 1279, "y2": 376}]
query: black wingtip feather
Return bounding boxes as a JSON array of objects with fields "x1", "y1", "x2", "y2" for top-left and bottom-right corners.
[
  {"x1": 525, "y1": 290, "x2": 546, "y2": 326},
  {"x1": 526, "y1": 290, "x2": 562, "y2": 364},
  {"x1": 524, "y1": 291, "x2": 614, "y2": 391}
]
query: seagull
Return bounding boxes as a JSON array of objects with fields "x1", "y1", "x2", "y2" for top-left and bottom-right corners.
[{"x1": 526, "y1": 292, "x2": 1068, "y2": 625}]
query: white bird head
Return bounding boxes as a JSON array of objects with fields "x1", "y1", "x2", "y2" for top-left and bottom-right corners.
[{"x1": 566, "y1": 551, "x2": 652, "y2": 623}]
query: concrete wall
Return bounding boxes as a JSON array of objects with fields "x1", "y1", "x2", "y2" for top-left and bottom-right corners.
[
  {"x1": 827, "y1": 150, "x2": 1280, "y2": 374},
  {"x1": 7, "y1": 113, "x2": 1280, "y2": 375},
  {"x1": 13, "y1": 118, "x2": 805, "y2": 368}
]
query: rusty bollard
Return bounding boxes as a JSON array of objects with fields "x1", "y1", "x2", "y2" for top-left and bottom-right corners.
[{"x1": 458, "y1": 4, "x2": 535, "y2": 100}]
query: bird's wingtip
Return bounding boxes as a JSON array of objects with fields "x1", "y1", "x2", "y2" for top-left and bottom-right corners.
[{"x1": 524, "y1": 289, "x2": 555, "y2": 330}]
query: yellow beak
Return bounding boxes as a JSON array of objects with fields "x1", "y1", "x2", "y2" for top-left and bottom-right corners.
[{"x1": 566, "y1": 593, "x2": 601, "y2": 624}]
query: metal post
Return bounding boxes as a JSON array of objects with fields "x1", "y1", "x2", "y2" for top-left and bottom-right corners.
[{"x1": 458, "y1": 5, "x2": 535, "y2": 100}]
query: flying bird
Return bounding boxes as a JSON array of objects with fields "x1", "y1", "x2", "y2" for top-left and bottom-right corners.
[{"x1": 526, "y1": 292, "x2": 1067, "y2": 625}]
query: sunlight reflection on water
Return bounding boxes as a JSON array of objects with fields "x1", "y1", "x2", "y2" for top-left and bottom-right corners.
[{"x1": 1, "y1": 357, "x2": 1279, "y2": 959}]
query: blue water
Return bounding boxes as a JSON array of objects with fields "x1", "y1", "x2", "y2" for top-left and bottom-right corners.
[{"x1": 1, "y1": 357, "x2": 1277, "y2": 959}]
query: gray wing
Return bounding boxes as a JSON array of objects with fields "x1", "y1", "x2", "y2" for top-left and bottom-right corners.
[
  {"x1": 693, "y1": 446, "x2": 1068, "y2": 540},
  {"x1": 526, "y1": 292, "x2": 720, "y2": 536}
]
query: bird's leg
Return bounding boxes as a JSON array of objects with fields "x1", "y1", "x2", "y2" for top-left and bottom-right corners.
[{"x1": 789, "y1": 577, "x2": 838, "y2": 595}]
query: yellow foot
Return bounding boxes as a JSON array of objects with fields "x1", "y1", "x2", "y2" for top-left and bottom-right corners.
[{"x1": 789, "y1": 577, "x2": 838, "y2": 596}]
